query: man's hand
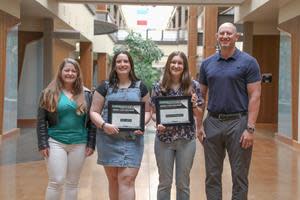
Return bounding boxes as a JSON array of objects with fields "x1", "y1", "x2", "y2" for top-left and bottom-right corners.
[{"x1": 240, "y1": 130, "x2": 254, "y2": 149}]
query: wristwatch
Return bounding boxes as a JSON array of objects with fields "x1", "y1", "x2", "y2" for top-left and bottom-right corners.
[{"x1": 247, "y1": 124, "x2": 255, "y2": 134}]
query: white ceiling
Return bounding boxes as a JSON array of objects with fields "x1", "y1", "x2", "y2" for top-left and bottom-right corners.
[{"x1": 57, "y1": 0, "x2": 246, "y2": 5}]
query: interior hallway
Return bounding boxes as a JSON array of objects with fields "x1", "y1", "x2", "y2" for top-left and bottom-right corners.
[{"x1": 0, "y1": 123, "x2": 300, "y2": 200}]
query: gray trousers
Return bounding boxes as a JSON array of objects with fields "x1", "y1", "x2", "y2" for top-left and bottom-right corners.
[
  {"x1": 203, "y1": 115, "x2": 252, "y2": 200},
  {"x1": 155, "y1": 137, "x2": 196, "y2": 200}
]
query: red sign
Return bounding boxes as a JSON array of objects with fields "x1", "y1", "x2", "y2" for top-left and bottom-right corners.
[{"x1": 137, "y1": 20, "x2": 147, "y2": 26}]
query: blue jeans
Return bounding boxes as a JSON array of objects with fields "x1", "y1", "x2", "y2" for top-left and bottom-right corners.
[{"x1": 154, "y1": 137, "x2": 196, "y2": 200}]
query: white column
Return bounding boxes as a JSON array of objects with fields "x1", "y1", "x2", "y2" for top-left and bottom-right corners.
[
  {"x1": 181, "y1": 6, "x2": 186, "y2": 29},
  {"x1": 175, "y1": 7, "x2": 179, "y2": 29}
]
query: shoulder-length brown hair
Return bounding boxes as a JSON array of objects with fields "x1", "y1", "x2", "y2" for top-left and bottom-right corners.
[
  {"x1": 39, "y1": 58, "x2": 86, "y2": 114},
  {"x1": 160, "y1": 51, "x2": 192, "y2": 95},
  {"x1": 108, "y1": 51, "x2": 139, "y2": 89}
]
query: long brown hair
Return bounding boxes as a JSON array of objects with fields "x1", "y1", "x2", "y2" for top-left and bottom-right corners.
[
  {"x1": 161, "y1": 51, "x2": 192, "y2": 95},
  {"x1": 39, "y1": 58, "x2": 86, "y2": 114},
  {"x1": 108, "y1": 51, "x2": 139, "y2": 89}
]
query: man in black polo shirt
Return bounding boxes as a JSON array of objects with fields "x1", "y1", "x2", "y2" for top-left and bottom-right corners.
[{"x1": 198, "y1": 22, "x2": 261, "y2": 200}]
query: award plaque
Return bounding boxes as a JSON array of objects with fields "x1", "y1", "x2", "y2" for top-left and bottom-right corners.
[
  {"x1": 108, "y1": 101, "x2": 145, "y2": 131},
  {"x1": 155, "y1": 96, "x2": 193, "y2": 126}
]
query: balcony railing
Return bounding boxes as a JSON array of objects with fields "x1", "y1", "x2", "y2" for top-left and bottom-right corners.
[{"x1": 114, "y1": 29, "x2": 190, "y2": 43}]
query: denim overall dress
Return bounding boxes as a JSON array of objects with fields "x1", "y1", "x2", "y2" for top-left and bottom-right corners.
[{"x1": 96, "y1": 81, "x2": 144, "y2": 168}]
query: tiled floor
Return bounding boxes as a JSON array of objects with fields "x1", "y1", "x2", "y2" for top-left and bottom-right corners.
[{"x1": 1, "y1": 124, "x2": 300, "y2": 200}]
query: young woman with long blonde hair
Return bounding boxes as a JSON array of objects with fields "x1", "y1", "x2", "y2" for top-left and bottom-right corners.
[{"x1": 37, "y1": 58, "x2": 96, "y2": 200}]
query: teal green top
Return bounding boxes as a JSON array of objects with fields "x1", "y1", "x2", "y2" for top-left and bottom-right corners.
[{"x1": 48, "y1": 92, "x2": 87, "y2": 144}]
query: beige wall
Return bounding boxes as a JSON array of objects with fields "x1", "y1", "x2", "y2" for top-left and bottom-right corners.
[
  {"x1": 0, "y1": 0, "x2": 20, "y2": 18},
  {"x1": 93, "y1": 35, "x2": 115, "y2": 54},
  {"x1": 234, "y1": 0, "x2": 269, "y2": 22},
  {"x1": 253, "y1": 22, "x2": 280, "y2": 35},
  {"x1": 155, "y1": 44, "x2": 188, "y2": 68},
  {"x1": 53, "y1": 39, "x2": 75, "y2": 73},
  {"x1": 235, "y1": 0, "x2": 300, "y2": 25},
  {"x1": 279, "y1": 0, "x2": 300, "y2": 24},
  {"x1": 35, "y1": 0, "x2": 94, "y2": 41},
  {"x1": 19, "y1": 17, "x2": 44, "y2": 32},
  {"x1": 159, "y1": 44, "x2": 188, "y2": 56},
  {"x1": 57, "y1": 3, "x2": 94, "y2": 41}
]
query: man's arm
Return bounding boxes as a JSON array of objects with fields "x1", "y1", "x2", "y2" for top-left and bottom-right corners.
[
  {"x1": 240, "y1": 80, "x2": 261, "y2": 149},
  {"x1": 247, "y1": 81, "x2": 261, "y2": 128},
  {"x1": 197, "y1": 84, "x2": 208, "y2": 143},
  {"x1": 198, "y1": 84, "x2": 207, "y2": 124}
]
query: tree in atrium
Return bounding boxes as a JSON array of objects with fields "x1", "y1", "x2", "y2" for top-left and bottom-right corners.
[{"x1": 113, "y1": 31, "x2": 164, "y2": 90}]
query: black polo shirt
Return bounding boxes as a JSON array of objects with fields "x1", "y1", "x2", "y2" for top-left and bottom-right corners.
[{"x1": 199, "y1": 48, "x2": 261, "y2": 113}]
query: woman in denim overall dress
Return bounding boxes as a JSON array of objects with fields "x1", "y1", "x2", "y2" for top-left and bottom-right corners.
[
  {"x1": 150, "y1": 51, "x2": 204, "y2": 200},
  {"x1": 90, "y1": 51, "x2": 151, "y2": 200}
]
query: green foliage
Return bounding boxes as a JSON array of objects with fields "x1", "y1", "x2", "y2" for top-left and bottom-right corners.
[{"x1": 113, "y1": 31, "x2": 164, "y2": 90}]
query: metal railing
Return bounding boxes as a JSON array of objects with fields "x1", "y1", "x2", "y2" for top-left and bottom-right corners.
[{"x1": 114, "y1": 28, "x2": 189, "y2": 42}]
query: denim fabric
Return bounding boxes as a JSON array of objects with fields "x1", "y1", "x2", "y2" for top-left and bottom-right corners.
[
  {"x1": 154, "y1": 137, "x2": 196, "y2": 200},
  {"x1": 96, "y1": 81, "x2": 144, "y2": 168}
]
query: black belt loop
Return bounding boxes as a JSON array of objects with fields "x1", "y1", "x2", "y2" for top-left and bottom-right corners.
[{"x1": 208, "y1": 112, "x2": 247, "y2": 121}]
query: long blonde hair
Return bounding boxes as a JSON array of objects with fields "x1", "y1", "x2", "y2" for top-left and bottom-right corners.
[
  {"x1": 39, "y1": 58, "x2": 87, "y2": 114},
  {"x1": 160, "y1": 51, "x2": 192, "y2": 95}
]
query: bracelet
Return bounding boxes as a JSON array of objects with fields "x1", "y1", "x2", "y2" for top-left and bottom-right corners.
[{"x1": 101, "y1": 122, "x2": 106, "y2": 129}]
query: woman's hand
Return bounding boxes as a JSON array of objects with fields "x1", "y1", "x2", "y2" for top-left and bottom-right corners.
[
  {"x1": 134, "y1": 130, "x2": 144, "y2": 135},
  {"x1": 85, "y1": 147, "x2": 94, "y2": 157},
  {"x1": 156, "y1": 124, "x2": 166, "y2": 134},
  {"x1": 39, "y1": 148, "x2": 49, "y2": 158},
  {"x1": 197, "y1": 126, "x2": 206, "y2": 144},
  {"x1": 103, "y1": 123, "x2": 119, "y2": 135},
  {"x1": 191, "y1": 92, "x2": 198, "y2": 108}
]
